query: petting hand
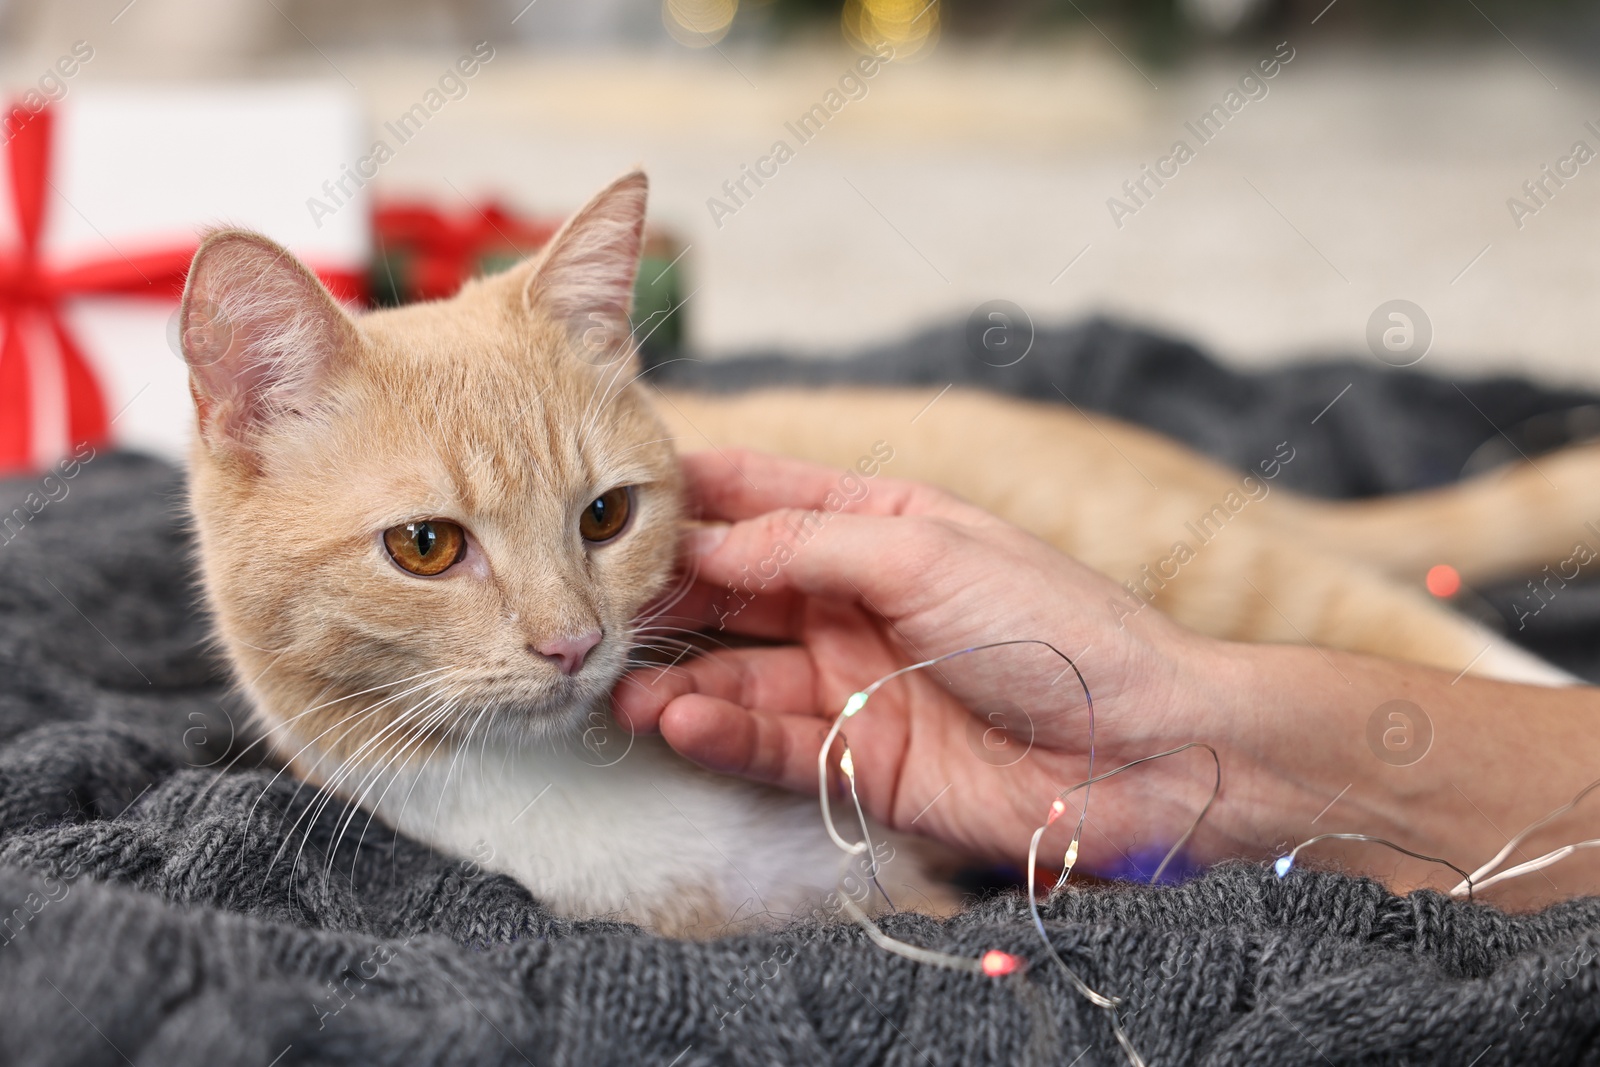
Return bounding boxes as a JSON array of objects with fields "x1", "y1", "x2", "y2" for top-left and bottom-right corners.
[
  {"x1": 616, "y1": 449, "x2": 1600, "y2": 905},
  {"x1": 613, "y1": 449, "x2": 1233, "y2": 875}
]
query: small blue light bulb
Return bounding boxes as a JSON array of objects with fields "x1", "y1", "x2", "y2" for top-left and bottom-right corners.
[{"x1": 1273, "y1": 855, "x2": 1294, "y2": 879}]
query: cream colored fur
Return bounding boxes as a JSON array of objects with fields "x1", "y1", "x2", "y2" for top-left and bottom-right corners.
[
  {"x1": 181, "y1": 171, "x2": 1586, "y2": 936},
  {"x1": 654, "y1": 388, "x2": 1582, "y2": 686}
]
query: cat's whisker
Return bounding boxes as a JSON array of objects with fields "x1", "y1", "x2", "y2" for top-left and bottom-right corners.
[
  {"x1": 574, "y1": 354, "x2": 622, "y2": 454},
  {"x1": 621, "y1": 639, "x2": 750, "y2": 685},
  {"x1": 576, "y1": 341, "x2": 645, "y2": 452},
  {"x1": 194, "y1": 678, "x2": 339, "y2": 795},
  {"x1": 427, "y1": 701, "x2": 497, "y2": 841},
  {"x1": 240, "y1": 690, "x2": 431, "y2": 886},
  {"x1": 383, "y1": 689, "x2": 484, "y2": 882},
  {"x1": 575, "y1": 354, "x2": 614, "y2": 442},
  {"x1": 214, "y1": 668, "x2": 451, "y2": 780},
  {"x1": 316, "y1": 680, "x2": 465, "y2": 856},
  {"x1": 628, "y1": 610, "x2": 703, "y2": 649},
  {"x1": 644, "y1": 574, "x2": 698, "y2": 619},
  {"x1": 233, "y1": 636, "x2": 290, "y2": 655},
  {"x1": 256, "y1": 671, "x2": 466, "y2": 895},
  {"x1": 322, "y1": 688, "x2": 466, "y2": 886},
  {"x1": 623, "y1": 652, "x2": 677, "y2": 671},
  {"x1": 629, "y1": 353, "x2": 701, "y2": 379},
  {"x1": 624, "y1": 646, "x2": 720, "y2": 671},
  {"x1": 238, "y1": 667, "x2": 461, "y2": 849},
  {"x1": 348, "y1": 685, "x2": 475, "y2": 887},
  {"x1": 626, "y1": 641, "x2": 688, "y2": 657},
  {"x1": 257, "y1": 705, "x2": 395, "y2": 901},
  {"x1": 626, "y1": 625, "x2": 738, "y2": 665},
  {"x1": 611, "y1": 434, "x2": 685, "y2": 461},
  {"x1": 272, "y1": 708, "x2": 438, "y2": 895},
  {"x1": 633, "y1": 550, "x2": 706, "y2": 625},
  {"x1": 379, "y1": 699, "x2": 495, "y2": 876},
  {"x1": 205, "y1": 666, "x2": 456, "y2": 803},
  {"x1": 624, "y1": 640, "x2": 714, "y2": 667},
  {"x1": 631, "y1": 623, "x2": 725, "y2": 645},
  {"x1": 475, "y1": 695, "x2": 500, "y2": 793},
  {"x1": 301, "y1": 678, "x2": 464, "y2": 847},
  {"x1": 633, "y1": 603, "x2": 694, "y2": 634},
  {"x1": 294, "y1": 688, "x2": 461, "y2": 894},
  {"x1": 627, "y1": 629, "x2": 700, "y2": 644}
]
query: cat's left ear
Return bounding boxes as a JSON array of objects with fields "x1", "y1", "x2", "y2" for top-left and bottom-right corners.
[{"x1": 520, "y1": 170, "x2": 647, "y2": 366}]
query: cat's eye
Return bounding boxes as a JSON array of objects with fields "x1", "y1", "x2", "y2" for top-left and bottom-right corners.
[
  {"x1": 579, "y1": 487, "x2": 633, "y2": 544},
  {"x1": 383, "y1": 520, "x2": 467, "y2": 576}
]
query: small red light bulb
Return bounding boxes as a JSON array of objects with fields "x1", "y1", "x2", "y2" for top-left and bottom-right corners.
[
  {"x1": 980, "y1": 950, "x2": 1022, "y2": 977},
  {"x1": 1426, "y1": 564, "x2": 1461, "y2": 598}
]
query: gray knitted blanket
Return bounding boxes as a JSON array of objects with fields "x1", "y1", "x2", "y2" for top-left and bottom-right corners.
[{"x1": 4, "y1": 320, "x2": 1600, "y2": 1066}]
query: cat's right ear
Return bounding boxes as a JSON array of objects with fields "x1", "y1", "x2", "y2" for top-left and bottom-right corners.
[
  {"x1": 519, "y1": 170, "x2": 648, "y2": 367},
  {"x1": 179, "y1": 230, "x2": 358, "y2": 455}
]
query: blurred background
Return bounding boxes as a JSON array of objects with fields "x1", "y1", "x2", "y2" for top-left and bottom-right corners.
[{"x1": 1, "y1": 0, "x2": 1599, "y2": 464}]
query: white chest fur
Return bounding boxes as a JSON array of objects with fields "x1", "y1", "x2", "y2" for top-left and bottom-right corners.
[{"x1": 312, "y1": 731, "x2": 889, "y2": 932}]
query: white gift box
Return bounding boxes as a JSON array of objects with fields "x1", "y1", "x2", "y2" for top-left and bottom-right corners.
[{"x1": 0, "y1": 84, "x2": 369, "y2": 472}]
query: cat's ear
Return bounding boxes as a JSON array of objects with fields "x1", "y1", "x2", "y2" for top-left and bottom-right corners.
[
  {"x1": 179, "y1": 230, "x2": 358, "y2": 451},
  {"x1": 520, "y1": 170, "x2": 647, "y2": 366}
]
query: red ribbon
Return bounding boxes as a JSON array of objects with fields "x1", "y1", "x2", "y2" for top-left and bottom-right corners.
[
  {"x1": 375, "y1": 201, "x2": 558, "y2": 303},
  {"x1": 0, "y1": 102, "x2": 366, "y2": 474}
]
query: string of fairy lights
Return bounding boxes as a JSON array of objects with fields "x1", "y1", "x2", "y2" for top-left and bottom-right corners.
[
  {"x1": 817, "y1": 639, "x2": 1600, "y2": 1066},
  {"x1": 817, "y1": 640, "x2": 1214, "y2": 1067}
]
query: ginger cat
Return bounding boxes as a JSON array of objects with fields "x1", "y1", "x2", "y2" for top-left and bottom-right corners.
[{"x1": 179, "y1": 171, "x2": 1579, "y2": 934}]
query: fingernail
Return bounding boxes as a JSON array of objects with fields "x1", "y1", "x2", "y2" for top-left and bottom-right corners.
[{"x1": 686, "y1": 523, "x2": 730, "y2": 557}]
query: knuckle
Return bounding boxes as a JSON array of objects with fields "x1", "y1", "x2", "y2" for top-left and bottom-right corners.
[
  {"x1": 756, "y1": 507, "x2": 817, "y2": 541},
  {"x1": 879, "y1": 476, "x2": 940, "y2": 513},
  {"x1": 914, "y1": 514, "x2": 969, "y2": 550}
]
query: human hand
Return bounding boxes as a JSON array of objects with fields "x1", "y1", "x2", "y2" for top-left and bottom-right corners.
[{"x1": 614, "y1": 449, "x2": 1233, "y2": 875}]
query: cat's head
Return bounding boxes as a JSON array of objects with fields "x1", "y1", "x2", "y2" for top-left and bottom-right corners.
[{"x1": 181, "y1": 172, "x2": 683, "y2": 769}]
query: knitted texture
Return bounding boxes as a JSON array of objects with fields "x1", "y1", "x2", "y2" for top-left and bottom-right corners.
[{"x1": 3, "y1": 320, "x2": 1600, "y2": 1065}]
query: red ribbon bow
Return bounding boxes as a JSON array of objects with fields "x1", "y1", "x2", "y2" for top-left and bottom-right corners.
[
  {"x1": 374, "y1": 201, "x2": 558, "y2": 303},
  {"x1": 0, "y1": 104, "x2": 198, "y2": 473},
  {"x1": 0, "y1": 103, "x2": 366, "y2": 474}
]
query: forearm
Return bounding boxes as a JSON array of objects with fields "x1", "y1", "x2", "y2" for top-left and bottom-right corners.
[{"x1": 1194, "y1": 640, "x2": 1600, "y2": 906}]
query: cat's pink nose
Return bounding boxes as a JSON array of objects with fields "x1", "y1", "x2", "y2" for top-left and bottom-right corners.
[{"x1": 531, "y1": 630, "x2": 602, "y2": 676}]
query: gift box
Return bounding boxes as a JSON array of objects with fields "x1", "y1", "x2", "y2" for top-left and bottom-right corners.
[
  {"x1": 0, "y1": 87, "x2": 691, "y2": 477},
  {"x1": 0, "y1": 85, "x2": 369, "y2": 473},
  {"x1": 372, "y1": 199, "x2": 688, "y2": 353}
]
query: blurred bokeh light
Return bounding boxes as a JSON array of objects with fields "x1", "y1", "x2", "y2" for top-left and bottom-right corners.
[
  {"x1": 843, "y1": 0, "x2": 940, "y2": 59},
  {"x1": 663, "y1": 0, "x2": 740, "y2": 47}
]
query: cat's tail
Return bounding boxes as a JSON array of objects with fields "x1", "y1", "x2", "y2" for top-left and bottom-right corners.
[{"x1": 1284, "y1": 441, "x2": 1600, "y2": 586}]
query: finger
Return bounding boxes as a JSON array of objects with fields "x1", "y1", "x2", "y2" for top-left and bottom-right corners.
[
  {"x1": 640, "y1": 551, "x2": 894, "y2": 645},
  {"x1": 680, "y1": 448, "x2": 987, "y2": 525},
  {"x1": 686, "y1": 505, "x2": 971, "y2": 621},
  {"x1": 657, "y1": 694, "x2": 832, "y2": 797},
  {"x1": 645, "y1": 580, "x2": 876, "y2": 646},
  {"x1": 613, "y1": 646, "x2": 827, "y2": 732},
  {"x1": 635, "y1": 573, "x2": 811, "y2": 642}
]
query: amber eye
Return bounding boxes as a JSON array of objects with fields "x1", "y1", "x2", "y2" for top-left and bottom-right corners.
[
  {"x1": 383, "y1": 520, "x2": 467, "y2": 576},
  {"x1": 579, "y1": 487, "x2": 632, "y2": 543}
]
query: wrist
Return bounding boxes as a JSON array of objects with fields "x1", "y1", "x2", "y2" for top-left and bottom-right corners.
[
  {"x1": 1147, "y1": 628, "x2": 1600, "y2": 904},
  {"x1": 1167, "y1": 637, "x2": 1399, "y2": 865}
]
